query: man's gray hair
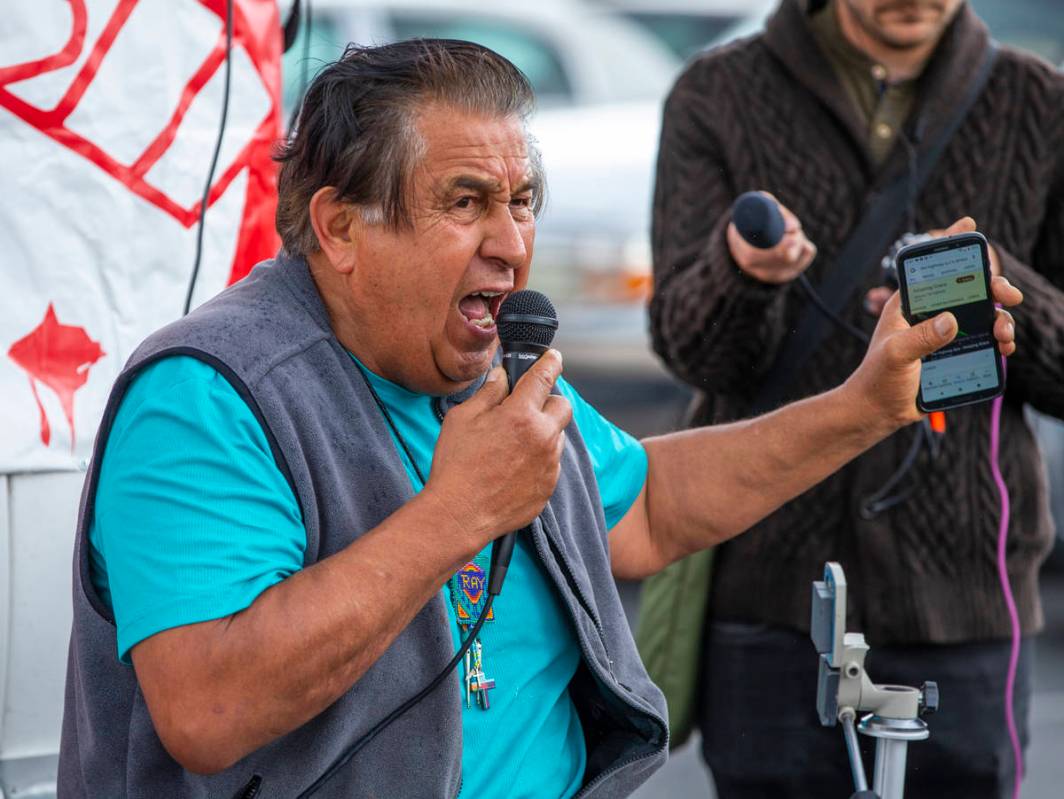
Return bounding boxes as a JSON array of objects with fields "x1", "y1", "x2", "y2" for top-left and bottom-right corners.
[{"x1": 275, "y1": 39, "x2": 545, "y2": 257}]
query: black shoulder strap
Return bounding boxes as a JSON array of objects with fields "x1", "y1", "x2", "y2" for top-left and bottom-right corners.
[{"x1": 750, "y1": 44, "x2": 998, "y2": 416}]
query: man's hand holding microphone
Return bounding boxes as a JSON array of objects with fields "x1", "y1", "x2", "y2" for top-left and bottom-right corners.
[
  {"x1": 426, "y1": 349, "x2": 570, "y2": 572},
  {"x1": 727, "y1": 191, "x2": 818, "y2": 283}
]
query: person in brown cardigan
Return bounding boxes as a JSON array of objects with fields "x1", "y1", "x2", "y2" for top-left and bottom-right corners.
[{"x1": 649, "y1": 0, "x2": 1064, "y2": 797}]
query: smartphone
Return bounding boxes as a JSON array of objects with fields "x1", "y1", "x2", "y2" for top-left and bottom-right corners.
[{"x1": 895, "y1": 231, "x2": 1005, "y2": 412}]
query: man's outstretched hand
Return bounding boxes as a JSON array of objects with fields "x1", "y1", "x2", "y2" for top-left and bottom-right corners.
[{"x1": 846, "y1": 275, "x2": 1022, "y2": 429}]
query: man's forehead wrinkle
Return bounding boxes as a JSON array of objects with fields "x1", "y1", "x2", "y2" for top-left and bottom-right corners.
[
  {"x1": 412, "y1": 104, "x2": 530, "y2": 170},
  {"x1": 429, "y1": 136, "x2": 528, "y2": 152},
  {"x1": 419, "y1": 135, "x2": 530, "y2": 170},
  {"x1": 448, "y1": 175, "x2": 503, "y2": 194},
  {"x1": 411, "y1": 113, "x2": 534, "y2": 203},
  {"x1": 432, "y1": 159, "x2": 534, "y2": 195},
  {"x1": 426, "y1": 148, "x2": 531, "y2": 177}
]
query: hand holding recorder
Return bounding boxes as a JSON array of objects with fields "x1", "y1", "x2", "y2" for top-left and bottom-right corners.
[
  {"x1": 894, "y1": 224, "x2": 1016, "y2": 411},
  {"x1": 730, "y1": 193, "x2": 1022, "y2": 420}
]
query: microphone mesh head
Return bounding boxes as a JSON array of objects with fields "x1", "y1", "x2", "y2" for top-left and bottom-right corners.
[
  {"x1": 732, "y1": 191, "x2": 785, "y2": 249},
  {"x1": 497, "y1": 290, "x2": 558, "y2": 347}
]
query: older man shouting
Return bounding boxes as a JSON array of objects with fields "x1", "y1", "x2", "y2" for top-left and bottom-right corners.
[{"x1": 59, "y1": 39, "x2": 1021, "y2": 799}]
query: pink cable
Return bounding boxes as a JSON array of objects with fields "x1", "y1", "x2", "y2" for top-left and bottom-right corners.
[{"x1": 990, "y1": 380, "x2": 1024, "y2": 799}]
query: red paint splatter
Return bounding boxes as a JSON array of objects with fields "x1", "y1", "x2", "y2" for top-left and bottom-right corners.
[{"x1": 8, "y1": 304, "x2": 105, "y2": 449}]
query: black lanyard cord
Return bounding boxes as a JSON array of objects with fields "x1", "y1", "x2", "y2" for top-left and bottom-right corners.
[{"x1": 357, "y1": 364, "x2": 430, "y2": 487}]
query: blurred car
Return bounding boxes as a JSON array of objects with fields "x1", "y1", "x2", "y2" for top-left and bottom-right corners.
[
  {"x1": 601, "y1": 0, "x2": 775, "y2": 60},
  {"x1": 282, "y1": 0, "x2": 680, "y2": 110}
]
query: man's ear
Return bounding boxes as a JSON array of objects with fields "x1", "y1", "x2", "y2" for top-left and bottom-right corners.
[{"x1": 308, "y1": 187, "x2": 362, "y2": 275}]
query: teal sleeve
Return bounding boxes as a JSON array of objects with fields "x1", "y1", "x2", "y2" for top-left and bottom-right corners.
[
  {"x1": 90, "y1": 356, "x2": 305, "y2": 663},
  {"x1": 556, "y1": 377, "x2": 648, "y2": 530}
]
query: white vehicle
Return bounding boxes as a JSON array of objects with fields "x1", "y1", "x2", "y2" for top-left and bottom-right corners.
[{"x1": 969, "y1": 0, "x2": 1064, "y2": 64}]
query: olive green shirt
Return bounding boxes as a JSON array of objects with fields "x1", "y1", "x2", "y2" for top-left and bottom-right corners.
[{"x1": 809, "y1": 0, "x2": 918, "y2": 165}]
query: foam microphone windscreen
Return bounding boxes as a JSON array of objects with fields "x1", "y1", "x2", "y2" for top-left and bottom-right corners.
[
  {"x1": 732, "y1": 191, "x2": 786, "y2": 249},
  {"x1": 497, "y1": 290, "x2": 558, "y2": 347}
]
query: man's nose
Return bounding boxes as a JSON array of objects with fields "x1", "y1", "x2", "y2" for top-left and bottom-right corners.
[{"x1": 479, "y1": 202, "x2": 528, "y2": 268}]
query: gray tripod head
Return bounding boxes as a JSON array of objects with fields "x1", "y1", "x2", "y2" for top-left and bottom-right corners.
[{"x1": 810, "y1": 563, "x2": 939, "y2": 799}]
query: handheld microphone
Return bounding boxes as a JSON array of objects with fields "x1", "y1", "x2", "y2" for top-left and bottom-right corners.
[
  {"x1": 490, "y1": 290, "x2": 559, "y2": 595},
  {"x1": 732, "y1": 191, "x2": 785, "y2": 249}
]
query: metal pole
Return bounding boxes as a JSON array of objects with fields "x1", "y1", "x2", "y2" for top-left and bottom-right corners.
[
  {"x1": 872, "y1": 737, "x2": 909, "y2": 799},
  {"x1": 841, "y1": 711, "x2": 869, "y2": 792},
  {"x1": 859, "y1": 715, "x2": 928, "y2": 799}
]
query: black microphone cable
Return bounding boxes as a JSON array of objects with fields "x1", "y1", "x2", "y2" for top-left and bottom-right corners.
[
  {"x1": 858, "y1": 419, "x2": 934, "y2": 519},
  {"x1": 184, "y1": 0, "x2": 234, "y2": 317},
  {"x1": 296, "y1": 592, "x2": 494, "y2": 798},
  {"x1": 185, "y1": 0, "x2": 316, "y2": 316},
  {"x1": 286, "y1": 0, "x2": 314, "y2": 137},
  {"x1": 281, "y1": 0, "x2": 303, "y2": 52},
  {"x1": 797, "y1": 273, "x2": 869, "y2": 343}
]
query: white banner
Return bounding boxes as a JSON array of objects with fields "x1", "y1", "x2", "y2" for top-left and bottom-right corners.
[{"x1": 1, "y1": 0, "x2": 283, "y2": 473}]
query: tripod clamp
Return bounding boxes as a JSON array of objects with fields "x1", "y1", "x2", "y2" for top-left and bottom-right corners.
[{"x1": 810, "y1": 563, "x2": 939, "y2": 799}]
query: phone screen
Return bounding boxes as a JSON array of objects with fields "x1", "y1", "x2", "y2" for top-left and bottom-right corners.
[{"x1": 897, "y1": 234, "x2": 1004, "y2": 411}]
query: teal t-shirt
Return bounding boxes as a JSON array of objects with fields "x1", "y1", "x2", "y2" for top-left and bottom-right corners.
[{"x1": 90, "y1": 355, "x2": 648, "y2": 799}]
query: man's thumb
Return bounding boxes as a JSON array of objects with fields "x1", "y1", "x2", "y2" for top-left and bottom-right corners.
[
  {"x1": 896, "y1": 313, "x2": 958, "y2": 362},
  {"x1": 469, "y1": 365, "x2": 508, "y2": 408},
  {"x1": 945, "y1": 216, "x2": 977, "y2": 236}
]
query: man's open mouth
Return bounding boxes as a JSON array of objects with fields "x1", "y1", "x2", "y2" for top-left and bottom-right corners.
[{"x1": 458, "y1": 290, "x2": 507, "y2": 329}]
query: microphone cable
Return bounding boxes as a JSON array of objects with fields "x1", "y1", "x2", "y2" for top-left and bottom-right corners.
[
  {"x1": 285, "y1": 0, "x2": 314, "y2": 137},
  {"x1": 812, "y1": 120, "x2": 948, "y2": 518},
  {"x1": 857, "y1": 417, "x2": 936, "y2": 519},
  {"x1": 184, "y1": 0, "x2": 234, "y2": 317},
  {"x1": 296, "y1": 592, "x2": 494, "y2": 798},
  {"x1": 797, "y1": 273, "x2": 868, "y2": 343}
]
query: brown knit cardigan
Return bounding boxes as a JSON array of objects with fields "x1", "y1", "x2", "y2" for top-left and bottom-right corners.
[{"x1": 649, "y1": 0, "x2": 1064, "y2": 644}]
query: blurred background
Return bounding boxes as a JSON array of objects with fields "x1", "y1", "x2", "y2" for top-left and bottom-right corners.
[{"x1": 0, "y1": 1, "x2": 1061, "y2": 796}]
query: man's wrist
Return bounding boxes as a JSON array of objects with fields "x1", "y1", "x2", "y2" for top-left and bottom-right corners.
[
  {"x1": 404, "y1": 489, "x2": 487, "y2": 572},
  {"x1": 829, "y1": 380, "x2": 903, "y2": 447}
]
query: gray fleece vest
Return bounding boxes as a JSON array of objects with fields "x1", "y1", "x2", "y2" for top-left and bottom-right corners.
[{"x1": 58, "y1": 254, "x2": 667, "y2": 799}]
